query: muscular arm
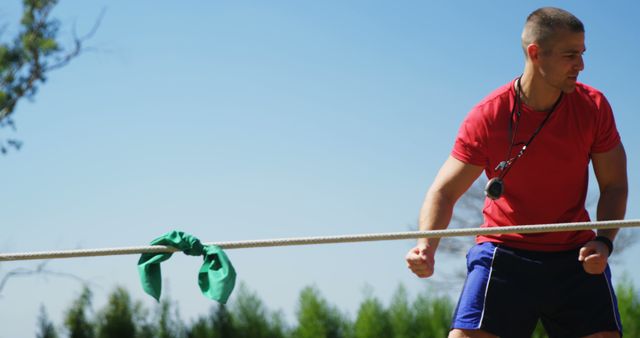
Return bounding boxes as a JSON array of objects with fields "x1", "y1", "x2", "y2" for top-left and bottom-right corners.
[
  {"x1": 593, "y1": 143, "x2": 628, "y2": 237},
  {"x1": 407, "y1": 156, "x2": 483, "y2": 278},
  {"x1": 418, "y1": 156, "x2": 484, "y2": 249},
  {"x1": 579, "y1": 143, "x2": 628, "y2": 274}
]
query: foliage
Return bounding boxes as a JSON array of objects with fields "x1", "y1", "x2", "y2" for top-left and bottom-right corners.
[
  {"x1": 36, "y1": 305, "x2": 58, "y2": 338},
  {"x1": 293, "y1": 286, "x2": 351, "y2": 338},
  {"x1": 155, "y1": 298, "x2": 186, "y2": 338},
  {"x1": 38, "y1": 281, "x2": 640, "y2": 338},
  {"x1": 531, "y1": 321, "x2": 548, "y2": 338},
  {"x1": 353, "y1": 290, "x2": 391, "y2": 338},
  {"x1": 617, "y1": 276, "x2": 640, "y2": 336},
  {"x1": 232, "y1": 284, "x2": 287, "y2": 338},
  {"x1": 132, "y1": 301, "x2": 155, "y2": 338},
  {"x1": 64, "y1": 286, "x2": 95, "y2": 338},
  {"x1": 387, "y1": 285, "x2": 413, "y2": 338},
  {"x1": 187, "y1": 304, "x2": 236, "y2": 338},
  {"x1": 412, "y1": 291, "x2": 453, "y2": 338},
  {"x1": 0, "y1": 0, "x2": 93, "y2": 154},
  {"x1": 95, "y1": 286, "x2": 136, "y2": 338}
]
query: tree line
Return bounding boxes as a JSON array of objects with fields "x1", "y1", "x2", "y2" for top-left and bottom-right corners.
[{"x1": 35, "y1": 279, "x2": 640, "y2": 338}]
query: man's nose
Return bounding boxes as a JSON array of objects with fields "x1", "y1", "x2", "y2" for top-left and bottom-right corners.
[{"x1": 575, "y1": 55, "x2": 584, "y2": 71}]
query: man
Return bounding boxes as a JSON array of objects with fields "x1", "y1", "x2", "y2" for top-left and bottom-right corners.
[{"x1": 406, "y1": 7, "x2": 627, "y2": 338}]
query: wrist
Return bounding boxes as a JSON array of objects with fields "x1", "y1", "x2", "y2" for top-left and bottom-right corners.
[{"x1": 594, "y1": 236, "x2": 614, "y2": 256}]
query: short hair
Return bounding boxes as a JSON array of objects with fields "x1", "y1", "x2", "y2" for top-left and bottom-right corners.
[{"x1": 521, "y1": 7, "x2": 584, "y2": 56}]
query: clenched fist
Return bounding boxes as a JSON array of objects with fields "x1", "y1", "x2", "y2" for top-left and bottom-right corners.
[
  {"x1": 578, "y1": 239, "x2": 610, "y2": 275},
  {"x1": 406, "y1": 243, "x2": 436, "y2": 278}
]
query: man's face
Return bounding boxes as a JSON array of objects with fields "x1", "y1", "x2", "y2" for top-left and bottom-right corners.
[{"x1": 536, "y1": 30, "x2": 586, "y2": 93}]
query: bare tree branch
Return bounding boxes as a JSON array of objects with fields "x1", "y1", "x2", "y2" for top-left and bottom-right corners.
[
  {"x1": 0, "y1": 261, "x2": 93, "y2": 297},
  {"x1": 45, "y1": 8, "x2": 105, "y2": 73}
]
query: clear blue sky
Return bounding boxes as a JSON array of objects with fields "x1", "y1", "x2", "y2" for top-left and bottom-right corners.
[{"x1": 1, "y1": 1, "x2": 639, "y2": 336}]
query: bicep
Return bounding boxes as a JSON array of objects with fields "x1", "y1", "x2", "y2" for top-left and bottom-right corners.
[
  {"x1": 592, "y1": 143, "x2": 628, "y2": 192},
  {"x1": 430, "y1": 156, "x2": 484, "y2": 203}
]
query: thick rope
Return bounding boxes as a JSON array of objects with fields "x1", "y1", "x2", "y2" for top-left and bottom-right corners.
[{"x1": 1, "y1": 219, "x2": 638, "y2": 262}]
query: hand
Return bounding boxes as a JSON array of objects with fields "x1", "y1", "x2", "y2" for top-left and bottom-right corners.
[
  {"x1": 406, "y1": 243, "x2": 435, "y2": 278},
  {"x1": 578, "y1": 240, "x2": 610, "y2": 275}
]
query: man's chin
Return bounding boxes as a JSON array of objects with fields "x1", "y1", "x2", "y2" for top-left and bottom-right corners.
[{"x1": 562, "y1": 83, "x2": 578, "y2": 93}]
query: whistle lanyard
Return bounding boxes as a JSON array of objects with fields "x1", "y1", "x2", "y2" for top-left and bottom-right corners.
[{"x1": 495, "y1": 78, "x2": 563, "y2": 179}]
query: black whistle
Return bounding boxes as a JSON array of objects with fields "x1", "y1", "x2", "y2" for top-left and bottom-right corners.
[{"x1": 485, "y1": 177, "x2": 504, "y2": 200}]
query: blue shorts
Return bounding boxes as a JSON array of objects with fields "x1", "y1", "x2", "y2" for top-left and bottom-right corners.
[{"x1": 451, "y1": 242, "x2": 622, "y2": 338}]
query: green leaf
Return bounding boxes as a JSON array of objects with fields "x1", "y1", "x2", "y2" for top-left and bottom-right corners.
[{"x1": 39, "y1": 38, "x2": 59, "y2": 54}]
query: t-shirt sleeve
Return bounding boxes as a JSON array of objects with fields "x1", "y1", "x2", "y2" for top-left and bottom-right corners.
[
  {"x1": 591, "y1": 94, "x2": 621, "y2": 153},
  {"x1": 451, "y1": 108, "x2": 489, "y2": 167}
]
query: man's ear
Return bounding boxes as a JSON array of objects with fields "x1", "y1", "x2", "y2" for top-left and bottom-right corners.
[{"x1": 527, "y1": 44, "x2": 540, "y2": 63}]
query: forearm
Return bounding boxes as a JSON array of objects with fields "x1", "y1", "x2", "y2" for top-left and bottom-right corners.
[
  {"x1": 591, "y1": 143, "x2": 628, "y2": 242},
  {"x1": 417, "y1": 188, "x2": 456, "y2": 252},
  {"x1": 596, "y1": 186, "x2": 628, "y2": 241}
]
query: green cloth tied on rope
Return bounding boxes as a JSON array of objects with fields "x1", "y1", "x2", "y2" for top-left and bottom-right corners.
[{"x1": 137, "y1": 231, "x2": 236, "y2": 304}]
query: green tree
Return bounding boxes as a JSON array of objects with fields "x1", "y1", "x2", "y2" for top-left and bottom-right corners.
[
  {"x1": 36, "y1": 305, "x2": 58, "y2": 338},
  {"x1": 531, "y1": 321, "x2": 548, "y2": 338},
  {"x1": 44, "y1": 281, "x2": 640, "y2": 338},
  {"x1": 187, "y1": 317, "x2": 211, "y2": 338},
  {"x1": 211, "y1": 305, "x2": 236, "y2": 338},
  {"x1": 292, "y1": 286, "x2": 350, "y2": 338},
  {"x1": 96, "y1": 286, "x2": 136, "y2": 338},
  {"x1": 63, "y1": 286, "x2": 95, "y2": 338},
  {"x1": 353, "y1": 292, "x2": 391, "y2": 338},
  {"x1": 412, "y1": 292, "x2": 453, "y2": 338},
  {"x1": 155, "y1": 298, "x2": 186, "y2": 338},
  {"x1": 232, "y1": 284, "x2": 287, "y2": 338},
  {"x1": 387, "y1": 285, "x2": 413, "y2": 338},
  {"x1": 0, "y1": 0, "x2": 94, "y2": 154},
  {"x1": 187, "y1": 305, "x2": 236, "y2": 338},
  {"x1": 132, "y1": 301, "x2": 155, "y2": 338},
  {"x1": 617, "y1": 277, "x2": 640, "y2": 336}
]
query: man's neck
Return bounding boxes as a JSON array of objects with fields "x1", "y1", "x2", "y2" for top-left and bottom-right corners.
[{"x1": 518, "y1": 71, "x2": 563, "y2": 112}]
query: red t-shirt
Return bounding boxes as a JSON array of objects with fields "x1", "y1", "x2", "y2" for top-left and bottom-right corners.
[{"x1": 452, "y1": 79, "x2": 620, "y2": 251}]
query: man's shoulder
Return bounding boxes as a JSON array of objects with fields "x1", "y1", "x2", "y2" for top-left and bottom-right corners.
[
  {"x1": 476, "y1": 81, "x2": 513, "y2": 107},
  {"x1": 572, "y1": 82, "x2": 609, "y2": 110},
  {"x1": 575, "y1": 81, "x2": 604, "y2": 95},
  {"x1": 467, "y1": 81, "x2": 513, "y2": 119}
]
